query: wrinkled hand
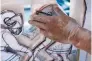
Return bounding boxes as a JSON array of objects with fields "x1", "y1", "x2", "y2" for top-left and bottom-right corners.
[
  {"x1": 29, "y1": 5, "x2": 91, "y2": 54},
  {"x1": 29, "y1": 5, "x2": 80, "y2": 44}
]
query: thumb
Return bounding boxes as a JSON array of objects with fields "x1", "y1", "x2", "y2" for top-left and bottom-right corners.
[{"x1": 53, "y1": 5, "x2": 65, "y2": 16}]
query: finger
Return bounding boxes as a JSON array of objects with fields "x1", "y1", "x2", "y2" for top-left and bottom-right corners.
[
  {"x1": 40, "y1": 29, "x2": 53, "y2": 39},
  {"x1": 31, "y1": 15, "x2": 50, "y2": 23},
  {"x1": 53, "y1": 5, "x2": 66, "y2": 16},
  {"x1": 30, "y1": 20, "x2": 47, "y2": 30},
  {"x1": 40, "y1": 29, "x2": 49, "y2": 37},
  {"x1": 29, "y1": 19, "x2": 46, "y2": 24}
]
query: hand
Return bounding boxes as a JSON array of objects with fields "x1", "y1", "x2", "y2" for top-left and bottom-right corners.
[
  {"x1": 29, "y1": 14, "x2": 80, "y2": 44},
  {"x1": 29, "y1": 4, "x2": 91, "y2": 54}
]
